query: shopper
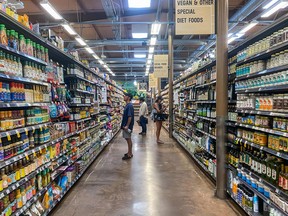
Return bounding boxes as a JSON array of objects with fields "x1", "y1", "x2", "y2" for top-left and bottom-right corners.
[
  {"x1": 153, "y1": 96, "x2": 166, "y2": 144},
  {"x1": 139, "y1": 97, "x2": 148, "y2": 135},
  {"x1": 121, "y1": 92, "x2": 134, "y2": 160}
]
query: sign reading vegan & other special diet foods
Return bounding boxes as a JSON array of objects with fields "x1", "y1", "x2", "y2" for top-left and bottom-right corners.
[
  {"x1": 175, "y1": 0, "x2": 215, "y2": 35},
  {"x1": 154, "y1": 55, "x2": 168, "y2": 78}
]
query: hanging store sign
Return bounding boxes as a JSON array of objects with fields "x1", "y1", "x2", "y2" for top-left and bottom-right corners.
[
  {"x1": 149, "y1": 74, "x2": 157, "y2": 88},
  {"x1": 154, "y1": 55, "x2": 168, "y2": 78},
  {"x1": 138, "y1": 82, "x2": 147, "y2": 91},
  {"x1": 175, "y1": 0, "x2": 215, "y2": 35}
]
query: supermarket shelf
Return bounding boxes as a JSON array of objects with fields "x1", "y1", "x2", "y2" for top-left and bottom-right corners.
[
  {"x1": 226, "y1": 121, "x2": 236, "y2": 127},
  {"x1": 226, "y1": 142, "x2": 240, "y2": 149},
  {"x1": 0, "y1": 73, "x2": 49, "y2": 86},
  {"x1": 236, "y1": 109, "x2": 288, "y2": 118},
  {"x1": 227, "y1": 191, "x2": 260, "y2": 216},
  {"x1": 0, "y1": 43, "x2": 48, "y2": 65},
  {"x1": 0, "y1": 122, "x2": 51, "y2": 139},
  {"x1": 197, "y1": 116, "x2": 216, "y2": 122},
  {"x1": 196, "y1": 100, "x2": 216, "y2": 104},
  {"x1": 0, "y1": 162, "x2": 51, "y2": 199},
  {"x1": 195, "y1": 128, "x2": 216, "y2": 139},
  {"x1": 65, "y1": 74, "x2": 95, "y2": 84},
  {"x1": 0, "y1": 102, "x2": 50, "y2": 108},
  {"x1": 236, "y1": 40, "x2": 288, "y2": 67},
  {"x1": 186, "y1": 99, "x2": 196, "y2": 102},
  {"x1": 235, "y1": 123, "x2": 288, "y2": 138},
  {"x1": 68, "y1": 103, "x2": 92, "y2": 107},
  {"x1": 195, "y1": 142, "x2": 216, "y2": 158},
  {"x1": 185, "y1": 109, "x2": 196, "y2": 112},
  {"x1": 77, "y1": 137, "x2": 92, "y2": 147},
  {"x1": 236, "y1": 84, "x2": 288, "y2": 94},
  {"x1": 236, "y1": 137, "x2": 288, "y2": 160},
  {"x1": 235, "y1": 64, "x2": 288, "y2": 82},
  {"x1": 239, "y1": 165, "x2": 288, "y2": 202},
  {"x1": 182, "y1": 85, "x2": 196, "y2": 91},
  {"x1": 195, "y1": 80, "x2": 216, "y2": 89},
  {"x1": 72, "y1": 89, "x2": 94, "y2": 95},
  {"x1": 71, "y1": 117, "x2": 92, "y2": 123},
  {"x1": 238, "y1": 177, "x2": 287, "y2": 215}
]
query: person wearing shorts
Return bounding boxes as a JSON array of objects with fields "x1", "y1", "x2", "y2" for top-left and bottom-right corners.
[{"x1": 121, "y1": 92, "x2": 134, "y2": 160}]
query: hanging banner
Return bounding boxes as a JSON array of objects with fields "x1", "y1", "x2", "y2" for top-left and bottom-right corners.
[
  {"x1": 154, "y1": 55, "x2": 168, "y2": 78},
  {"x1": 149, "y1": 74, "x2": 157, "y2": 88},
  {"x1": 138, "y1": 82, "x2": 147, "y2": 91},
  {"x1": 175, "y1": 0, "x2": 215, "y2": 35}
]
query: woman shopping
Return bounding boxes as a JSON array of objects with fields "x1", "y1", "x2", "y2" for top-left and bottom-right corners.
[{"x1": 153, "y1": 96, "x2": 167, "y2": 144}]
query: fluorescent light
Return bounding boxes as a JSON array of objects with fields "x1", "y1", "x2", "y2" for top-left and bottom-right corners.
[
  {"x1": 150, "y1": 37, "x2": 157, "y2": 45},
  {"x1": 75, "y1": 37, "x2": 86, "y2": 46},
  {"x1": 263, "y1": 0, "x2": 279, "y2": 9},
  {"x1": 62, "y1": 24, "x2": 77, "y2": 35},
  {"x1": 147, "y1": 59, "x2": 152, "y2": 64},
  {"x1": 112, "y1": 73, "x2": 115, "y2": 76},
  {"x1": 40, "y1": 1, "x2": 63, "y2": 20},
  {"x1": 134, "y1": 53, "x2": 146, "y2": 58},
  {"x1": 228, "y1": 33, "x2": 233, "y2": 37},
  {"x1": 128, "y1": 0, "x2": 150, "y2": 8},
  {"x1": 132, "y1": 33, "x2": 148, "y2": 38},
  {"x1": 261, "y1": 1, "x2": 288, "y2": 17},
  {"x1": 228, "y1": 37, "x2": 237, "y2": 44},
  {"x1": 239, "y1": 22, "x2": 258, "y2": 34},
  {"x1": 92, "y1": 54, "x2": 100, "y2": 60},
  {"x1": 148, "y1": 54, "x2": 153, "y2": 59},
  {"x1": 98, "y1": 59, "x2": 104, "y2": 65},
  {"x1": 149, "y1": 47, "x2": 154, "y2": 54},
  {"x1": 104, "y1": 65, "x2": 109, "y2": 69},
  {"x1": 134, "y1": 80, "x2": 137, "y2": 86},
  {"x1": 85, "y1": 47, "x2": 94, "y2": 54},
  {"x1": 151, "y1": 23, "x2": 161, "y2": 35}
]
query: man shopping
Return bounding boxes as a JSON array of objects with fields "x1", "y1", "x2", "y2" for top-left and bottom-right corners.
[
  {"x1": 121, "y1": 92, "x2": 134, "y2": 160},
  {"x1": 139, "y1": 97, "x2": 148, "y2": 135}
]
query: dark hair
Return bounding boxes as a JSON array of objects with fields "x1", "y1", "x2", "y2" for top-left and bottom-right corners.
[
  {"x1": 140, "y1": 97, "x2": 145, "y2": 102},
  {"x1": 124, "y1": 92, "x2": 133, "y2": 100},
  {"x1": 156, "y1": 96, "x2": 162, "y2": 103}
]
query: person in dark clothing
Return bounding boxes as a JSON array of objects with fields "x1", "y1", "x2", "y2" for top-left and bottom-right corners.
[
  {"x1": 121, "y1": 92, "x2": 134, "y2": 160},
  {"x1": 153, "y1": 96, "x2": 166, "y2": 144}
]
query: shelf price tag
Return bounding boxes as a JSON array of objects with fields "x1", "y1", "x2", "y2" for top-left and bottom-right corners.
[
  {"x1": 25, "y1": 153, "x2": 29, "y2": 160},
  {"x1": 39, "y1": 125, "x2": 42, "y2": 131},
  {"x1": 277, "y1": 152, "x2": 280, "y2": 157},
  {"x1": 6, "y1": 132, "x2": 11, "y2": 141},
  {"x1": 16, "y1": 130, "x2": 20, "y2": 138},
  {"x1": 25, "y1": 128, "x2": 28, "y2": 135},
  {"x1": 276, "y1": 188, "x2": 280, "y2": 194}
]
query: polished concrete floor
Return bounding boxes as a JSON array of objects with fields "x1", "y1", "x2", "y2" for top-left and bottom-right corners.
[{"x1": 51, "y1": 122, "x2": 240, "y2": 216}]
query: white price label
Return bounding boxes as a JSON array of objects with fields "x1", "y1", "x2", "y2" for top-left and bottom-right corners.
[
  {"x1": 276, "y1": 188, "x2": 280, "y2": 194},
  {"x1": 277, "y1": 152, "x2": 280, "y2": 156},
  {"x1": 260, "y1": 146, "x2": 264, "y2": 150}
]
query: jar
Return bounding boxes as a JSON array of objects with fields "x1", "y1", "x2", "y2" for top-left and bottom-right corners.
[
  {"x1": 36, "y1": 44, "x2": 41, "y2": 59},
  {"x1": 41, "y1": 46, "x2": 45, "y2": 61}
]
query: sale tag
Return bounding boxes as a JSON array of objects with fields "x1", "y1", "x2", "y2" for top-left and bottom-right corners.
[
  {"x1": 25, "y1": 153, "x2": 29, "y2": 160},
  {"x1": 39, "y1": 126, "x2": 42, "y2": 131},
  {"x1": 25, "y1": 128, "x2": 28, "y2": 135}
]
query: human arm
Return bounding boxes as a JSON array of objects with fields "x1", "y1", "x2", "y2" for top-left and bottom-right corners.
[{"x1": 153, "y1": 103, "x2": 161, "y2": 113}]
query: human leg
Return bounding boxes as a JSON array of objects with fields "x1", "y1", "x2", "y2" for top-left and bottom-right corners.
[
  {"x1": 156, "y1": 121, "x2": 163, "y2": 143},
  {"x1": 139, "y1": 116, "x2": 145, "y2": 134},
  {"x1": 122, "y1": 130, "x2": 133, "y2": 160}
]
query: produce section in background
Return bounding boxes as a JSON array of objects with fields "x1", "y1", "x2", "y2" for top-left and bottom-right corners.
[{"x1": 0, "y1": 7, "x2": 124, "y2": 216}]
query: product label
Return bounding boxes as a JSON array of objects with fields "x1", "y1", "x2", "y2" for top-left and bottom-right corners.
[
  {"x1": 258, "y1": 163, "x2": 262, "y2": 174},
  {"x1": 262, "y1": 164, "x2": 266, "y2": 175},
  {"x1": 267, "y1": 167, "x2": 271, "y2": 178},
  {"x1": 272, "y1": 169, "x2": 277, "y2": 180}
]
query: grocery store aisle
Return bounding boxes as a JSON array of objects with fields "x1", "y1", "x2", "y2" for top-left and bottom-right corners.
[{"x1": 51, "y1": 122, "x2": 239, "y2": 216}]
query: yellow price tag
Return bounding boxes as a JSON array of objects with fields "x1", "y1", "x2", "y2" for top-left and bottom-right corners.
[
  {"x1": 25, "y1": 154, "x2": 29, "y2": 160},
  {"x1": 39, "y1": 126, "x2": 42, "y2": 131},
  {"x1": 6, "y1": 132, "x2": 11, "y2": 141},
  {"x1": 39, "y1": 148, "x2": 42, "y2": 154},
  {"x1": 16, "y1": 130, "x2": 20, "y2": 138},
  {"x1": 25, "y1": 128, "x2": 28, "y2": 135},
  {"x1": 33, "y1": 152, "x2": 37, "y2": 157},
  {"x1": 32, "y1": 126, "x2": 35, "y2": 133}
]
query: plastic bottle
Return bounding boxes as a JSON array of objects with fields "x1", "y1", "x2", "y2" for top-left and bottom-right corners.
[
  {"x1": 16, "y1": 189, "x2": 22, "y2": 209},
  {"x1": 253, "y1": 194, "x2": 259, "y2": 212}
]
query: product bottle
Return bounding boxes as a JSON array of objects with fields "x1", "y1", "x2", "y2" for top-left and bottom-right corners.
[
  {"x1": 283, "y1": 166, "x2": 288, "y2": 191},
  {"x1": 278, "y1": 164, "x2": 285, "y2": 188},
  {"x1": 20, "y1": 185, "x2": 26, "y2": 206},
  {"x1": 16, "y1": 188, "x2": 22, "y2": 209},
  {"x1": 271, "y1": 159, "x2": 282, "y2": 186},
  {"x1": 253, "y1": 194, "x2": 259, "y2": 212}
]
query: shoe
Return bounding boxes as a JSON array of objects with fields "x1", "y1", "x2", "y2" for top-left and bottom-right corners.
[
  {"x1": 139, "y1": 132, "x2": 143, "y2": 135},
  {"x1": 122, "y1": 154, "x2": 133, "y2": 160},
  {"x1": 124, "y1": 153, "x2": 133, "y2": 157},
  {"x1": 142, "y1": 133, "x2": 146, "y2": 135},
  {"x1": 157, "y1": 140, "x2": 164, "y2": 144}
]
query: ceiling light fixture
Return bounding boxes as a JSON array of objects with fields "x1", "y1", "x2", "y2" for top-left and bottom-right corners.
[
  {"x1": 98, "y1": 59, "x2": 104, "y2": 65},
  {"x1": 134, "y1": 80, "x2": 137, "y2": 86},
  {"x1": 104, "y1": 65, "x2": 109, "y2": 69},
  {"x1": 239, "y1": 21, "x2": 258, "y2": 34},
  {"x1": 261, "y1": 0, "x2": 288, "y2": 17},
  {"x1": 85, "y1": 47, "x2": 94, "y2": 54},
  {"x1": 147, "y1": 59, "x2": 152, "y2": 64},
  {"x1": 92, "y1": 54, "x2": 100, "y2": 60},
  {"x1": 148, "y1": 54, "x2": 153, "y2": 59},
  {"x1": 150, "y1": 37, "x2": 157, "y2": 45},
  {"x1": 134, "y1": 53, "x2": 146, "y2": 58},
  {"x1": 149, "y1": 47, "x2": 154, "y2": 54},
  {"x1": 40, "y1": 0, "x2": 63, "y2": 20},
  {"x1": 128, "y1": 0, "x2": 151, "y2": 8},
  {"x1": 75, "y1": 37, "x2": 86, "y2": 46},
  {"x1": 228, "y1": 36, "x2": 237, "y2": 44},
  {"x1": 132, "y1": 33, "x2": 148, "y2": 39},
  {"x1": 62, "y1": 24, "x2": 77, "y2": 35},
  {"x1": 263, "y1": 0, "x2": 279, "y2": 9},
  {"x1": 151, "y1": 22, "x2": 161, "y2": 35}
]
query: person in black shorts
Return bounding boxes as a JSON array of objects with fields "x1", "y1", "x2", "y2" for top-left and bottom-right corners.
[{"x1": 153, "y1": 96, "x2": 166, "y2": 144}]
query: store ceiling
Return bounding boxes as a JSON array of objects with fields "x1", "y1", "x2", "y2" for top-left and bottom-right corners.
[{"x1": 19, "y1": 0, "x2": 288, "y2": 81}]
